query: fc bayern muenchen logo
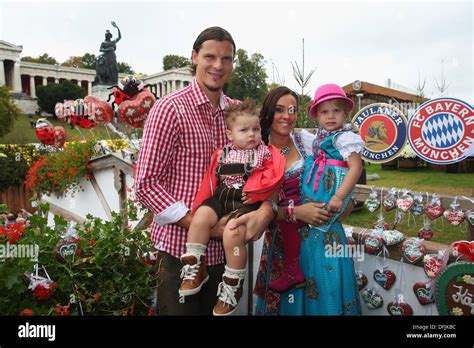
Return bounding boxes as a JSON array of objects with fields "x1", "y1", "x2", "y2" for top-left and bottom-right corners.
[
  {"x1": 352, "y1": 103, "x2": 407, "y2": 163},
  {"x1": 408, "y1": 98, "x2": 474, "y2": 165}
]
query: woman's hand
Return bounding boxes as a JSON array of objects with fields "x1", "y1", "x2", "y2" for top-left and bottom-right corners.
[{"x1": 294, "y1": 202, "x2": 332, "y2": 226}]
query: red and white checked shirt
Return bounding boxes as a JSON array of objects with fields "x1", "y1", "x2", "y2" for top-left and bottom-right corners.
[
  {"x1": 221, "y1": 142, "x2": 272, "y2": 188},
  {"x1": 135, "y1": 80, "x2": 237, "y2": 265}
]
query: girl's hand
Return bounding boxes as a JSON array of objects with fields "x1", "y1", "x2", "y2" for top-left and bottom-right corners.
[
  {"x1": 294, "y1": 202, "x2": 332, "y2": 226},
  {"x1": 328, "y1": 197, "x2": 343, "y2": 212},
  {"x1": 241, "y1": 192, "x2": 252, "y2": 205}
]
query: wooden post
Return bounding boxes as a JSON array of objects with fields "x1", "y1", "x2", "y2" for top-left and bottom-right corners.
[{"x1": 247, "y1": 242, "x2": 253, "y2": 315}]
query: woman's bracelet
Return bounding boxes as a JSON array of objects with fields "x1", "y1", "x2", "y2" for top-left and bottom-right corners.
[
  {"x1": 334, "y1": 193, "x2": 345, "y2": 201},
  {"x1": 286, "y1": 200, "x2": 297, "y2": 224}
]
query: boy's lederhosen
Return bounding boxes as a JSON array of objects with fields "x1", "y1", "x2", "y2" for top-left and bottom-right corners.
[{"x1": 199, "y1": 146, "x2": 262, "y2": 220}]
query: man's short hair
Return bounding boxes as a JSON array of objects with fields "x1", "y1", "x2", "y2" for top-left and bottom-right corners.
[
  {"x1": 191, "y1": 26, "x2": 236, "y2": 75},
  {"x1": 225, "y1": 99, "x2": 259, "y2": 128}
]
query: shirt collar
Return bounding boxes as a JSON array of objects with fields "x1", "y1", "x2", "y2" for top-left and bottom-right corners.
[{"x1": 191, "y1": 79, "x2": 226, "y2": 110}]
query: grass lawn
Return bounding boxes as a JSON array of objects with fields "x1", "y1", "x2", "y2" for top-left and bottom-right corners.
[
  {"x1": 344, "y1": 163, "x2": 473, "y2": 245},
  {"x1": 0, "y1": 115, "x2": 122, "y2": 144}
]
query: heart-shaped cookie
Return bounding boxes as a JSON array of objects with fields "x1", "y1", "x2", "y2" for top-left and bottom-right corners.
[
  {"x1": 423, "y1": 254, "x2": 442, "y2": 278},
  {"x1": 365, "y1": 198, "x2": 380, "y2": 213},
  {"x1": 364, "y1": 233, "x2": 383, "y2": 254},
  {"x1": 413, "y1": 282, "x2": 435, "y2": 305},
  {"x1": 372, "y1": 221, "x2": 389, "y2": 231},
  {"x1": 381, "y1": 230, "x2": 405, "y2": 246},
  {"x1": 374, "y1": 269, "x2": 396, "y2": 290},
  {"x1": 418, "y1": 227, "x2": 434, "y2": 241},
  {"x1": 356, "y1": 271, "x2": 368, "y2": 291},
  {"x1": 401, "y1": 238, "x2": 426, "y2": 264},
  {"x1": 410, "y1": 201, "x2": 425, "y2": 216},
  {"x1": 53, "y1": 126, "x2": 66, "y2": 148},
  {"x1": 467, "y1": 211, "x2": 474, "y2": 226},
  {"x1": 361, "y1": 288, "x2": 384, "y2": 309},
  {"x1": 424, "y1": 203, "x2": 444, "y2": 220},
  {"x1": 443, "y1": 209, "x2": 465, "y2": 226},
  {"x1": 387, "y1": 301, "x2": 413, "y2": 316},
  {"x1": 383, "y1": 196, "x2": 397, "y2": 211},
  {"x1": 397, "y1": 196, "x2": 414, "y2": 212}
]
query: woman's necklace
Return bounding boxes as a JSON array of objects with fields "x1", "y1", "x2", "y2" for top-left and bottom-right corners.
[{"x1": 281, "y1": 146, "x2": 290, "y2": 156}]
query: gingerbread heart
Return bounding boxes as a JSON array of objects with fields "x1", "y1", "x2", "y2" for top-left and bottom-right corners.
[
  {"x1": 84, "y1": 95, "x2": 114, "y2": 124},
  {"x1": 381, "y1": 230, "x2": 405, "y2": 246},
  {"x1": 356, "y1": 271, "x2": 368, "y2": 291},
  {"x1": 443, "y1": 209, "x2": 465, "y2": 226},
  {"x1": 364, "y1": 233, "x2": 383, "y2": 254},
  {"x1": 372, "y1": 221, "x2": 389, "y2": 231},
  {"x1": 365, "y1": 198, "x2": 380, "y2": 213},
  {"x1": 397, "y1": 196, "x2": 414, "y2": 212},
  {"x1": 387, "y1": 301, "x2": 413, "y2": 316},
  {"x1": 467, "y1": 211, "x2": 474, "y2": 226},
  {"x1": 418, "y1": 227, "x2": 434, "y2": 241},
  {"x1": 374, "y1": 269, "x2": 396, "y2": 290},
  {"x1": 362, "y1": 288, "x2": 384, "y2": 309},
  {"x1": 410, "y1": 201, "x2": 425, "y2": 216},
  {"x1": 413, "y1": 282, "x2": 435, "y2": 305},
  {"x1": 117, "y1": 90, "x2": 156, "y2": 128},
  {"x1": 424, "y1": 203, "x2": 444, "y2": 220},
  {"x1": 383, "y1": 196, "x2": 397, "y2": 211},
  {"x1": 401, "y1": 238, "x2": 426, "y2": 264},
  {"x1": 423, "y1": 254, "x2": 442, "y2": 278}
]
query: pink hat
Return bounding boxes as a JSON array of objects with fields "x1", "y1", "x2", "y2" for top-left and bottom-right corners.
[{"x1": 308, "y1": 84, "x2": 354, "y2": 117}]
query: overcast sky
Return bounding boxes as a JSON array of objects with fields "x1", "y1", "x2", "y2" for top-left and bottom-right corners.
[{"x1": 1, "y1": 0, "x2": 472, "y2": 103}]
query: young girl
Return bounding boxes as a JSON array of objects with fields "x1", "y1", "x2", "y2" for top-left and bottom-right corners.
[
  {"x1": 302, "y1": 83, "x2": 364, "y2": 230},
  {"x1": 178, "y1": 99, "x2": 285, "y2": 316}
]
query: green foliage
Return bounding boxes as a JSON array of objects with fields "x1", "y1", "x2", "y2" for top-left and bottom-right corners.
[
  {"x1": 163, "y1": 54, "x2": 191, "y2": 70},
  {"x1": 21, "y1": 53, "x2": 58, "y2": 65},
  {"x1": 0, "y1": 86, "x2": 23, "y2": 138},
  {"x1": 36, "y1": 80, "x2": 85, "y2": 115},
  {"x1": 25, "y1": 140, "x2": 95, "y2": 196},
  {"x1": 296, "y1": 94, "x2": 317, "y2": 128},
  {"x1": 0, "y1": 157, "x2": 29, "y2": 191},
  {"x1": 226, "y1": 49, "x2": 268, "y2": 104},
  {"x1": 118, "y1": 62, "x2": 135, "y2": 75},
  {"x1": 81, "y1": 53, "x2": 97, "y2": 70},
  {"x1": 0, "y1": 203, "x2": 156, "y2": 315}
]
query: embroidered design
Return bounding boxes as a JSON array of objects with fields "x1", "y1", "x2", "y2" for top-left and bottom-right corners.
[
  {"x1": 300, "y1": 225, "x2": 310, "y2": 240},
  {"x1": 305, "y1": 277, "x2": 319, "y2": 300},
  {"x1": 323, "y1": 230, "x2": 342, "y2": 247},
  {"x1": 323, "y1": 168, "x2": 336, "y2": 192}
]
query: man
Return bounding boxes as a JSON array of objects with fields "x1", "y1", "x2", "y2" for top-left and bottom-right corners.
[{"x1": 135, "y1": 27, "x2": 275, "y2": 315}]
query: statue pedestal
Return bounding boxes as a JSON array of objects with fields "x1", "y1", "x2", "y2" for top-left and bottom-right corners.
[{"x1": 91, "y1": 85, "x2": 113, "y2": 102}]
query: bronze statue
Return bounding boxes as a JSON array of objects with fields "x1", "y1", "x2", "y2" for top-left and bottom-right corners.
[{"x1": 94, "y1": 21, "x2": 121, "y2": 85}]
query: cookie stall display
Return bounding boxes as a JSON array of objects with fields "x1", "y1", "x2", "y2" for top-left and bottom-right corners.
[
  {"x1": 436, "y1": 262, "x2": 474, "y2": 316},
  {"x1": 374, "y1": 268, "x2": 396, "y2": 290},
  {"x1": 397, "y1": 190, "x2": 414, "y2": 213},
  {"x1": 424, "y1": 193, "x2": 444, "y2": 220},
  {"x1": 401, "y1": 238, "x2": 426, "y2": 264},
  {"x1": 413, "y1": 281, "x2": 436, "y2": 305},
  {"x1": 361, "y1": 287, "x2": 384, "y2": 310},
  {"x1": 410, "y1": 193, "x2": 425, "y2": 217},
  {"x1": 387, "y1": 295, "x2": 413, "y2": 316},
  {"x1": 364, "y1": 186, "x2": 380, "y2": 213},
  {"x1": 383, "y1": 188, "x2": 398, "y2": 212},
  {"x1": 381, "y1": 230, "x2": 405, "y2": 246}
]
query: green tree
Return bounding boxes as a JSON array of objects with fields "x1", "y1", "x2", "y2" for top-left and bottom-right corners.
[
  {"x1": 118, "y1": 62, "x2": 135, "y2": 75},
  {"x1": 162, "y1": 55, "x2": 191, "y2": 70},
  {"x1": 0, "y1": 86, "x2": 23, "y2": 138},
  {"x1": 21, "y1": 53, "x2": 58, "y2": 65},
  {"x1": 296, "y1": 94, "x2": 317, "y2": 129},
  {"x1": 226, "y1": 49, "x2": 268, "y2": 104},
  {"x1": 61, "y1": 56, "x2": 86, "y2": 69},
  {"x1": 81, "y1": 53, "x2": 97, "y2": 70},
  {"x1": 36, "y1": 80, "x2": 85, "y2": 115}
]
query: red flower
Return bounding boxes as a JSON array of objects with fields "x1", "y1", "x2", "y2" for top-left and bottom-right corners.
[
  {"x1": 33, "y1": 282, "x2": 57, "y2": 300},
  {"x1": 147, "y1": 307, "x2": 154, "y2": 316},
  {"x1": 20, "y1": 309, "x2": 33, "y2": 316},
  {"x1": 75, "y1": 248, "x2": 83, "y2": 256},
  {"x1": 88, "y1": 239, "x2": 96, "y2": 246},
  {"x1": 84, "y1": 173, "x2": 91, "y2": 179}
]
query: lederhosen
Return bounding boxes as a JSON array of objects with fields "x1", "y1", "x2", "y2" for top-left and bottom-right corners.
[{"x1": 199, "y1": 146, "x2": 262, "y2": 220}]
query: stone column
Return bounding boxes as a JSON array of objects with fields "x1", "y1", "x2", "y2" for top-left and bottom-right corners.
[
  {"x1": 12, "y1": 58, "x2": 22, "y2": 93},
  {"x1": 43, "y1": 77, "x2": 47, "y2": 86},
  {"x1": 0, "y1": 59, "x2": 5, "y2": 86},
  {"x1": 77, "y1": 80, "x2": 82, "y2": 87},
  {"x1": 172, "y1": 80, "x2": 176, "y2": 92},
  {"x1": 167, "y1": 81, "x2": 171, "y2": 94},
  {"x1": 88, "y1": 81, "x2": 92, "y2": 95},
  {"x1": 55, "y1": 78, "x2": 59, "y2": 84},
  {"x1": 30, "y1": 75, "x2": 36, "y2": 98}
]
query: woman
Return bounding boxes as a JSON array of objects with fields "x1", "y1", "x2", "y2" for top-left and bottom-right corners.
[
  {"x1": 98, "y1": 21, "x2": 121, "y2": 84},
  {"x1": 254, "y1": 87, "x2": 361, "y2": 316}
]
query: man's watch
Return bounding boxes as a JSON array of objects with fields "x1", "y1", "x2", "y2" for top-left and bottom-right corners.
[{"x1": 267, "y1": 199, "x2": 279, "y2": 218}]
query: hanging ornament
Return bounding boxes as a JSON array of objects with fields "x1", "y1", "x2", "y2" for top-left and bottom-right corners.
[
  {"x1": 356, "y1": 271, "x2": 368, "y2": 291},
  {"x1": 364, "y1": 229, "x2": 384, "y2": 255},
  {"x1": 373, "y1": 247, "x2": 396, "y2": 290},
  {"x1": 418, "y1": 219, "x2": 434, "y2": 241},
  {"x1": 467, "y1": 211, "x2": 474, "y2": 226},
  {"x1": 401, "y1": 238, "x2": 426, "y2": 264},
  {"x1": 397, "y1": 189, "x2": 414, "y2": 212},
  {"x1": 362, "y1": 288, "x2": 384, "y2": 310},
  {"x1": 372, "y1": 219, "x2": 389, "y2": 231},
  {"x1": 423, "y1": 254, "x2": 443, "y2": 278},
  {"x1": 365, "y1": 186, "x2": 380, "y2": 213},
  {"x1": 55, "y1": 226, "x2": 81, "y2": 261},
  {"x1": 413, "y1": 281, "x2": 435, "y2": 305},
  {"x1": 424, "y1": 193, "x2": 444, "y2": 220},
  {"x1": 387, "y1": 258, "x2": 413, "y2": 316},
  {"x1": 443, "y1": 196, "x2": 465, "y2": 226},
  {"x1": 383, "y1": 188, "x2": 398, "y2": 211},
  {"x1": 27, "y1": 264, "x2": 57, "y2": 301},
  {"x1": 410, "y1": 193, "x2": 425, "y2": 217},
  {"x1": 381, "y1": 230, "x2": 405, "y2": 246}
]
